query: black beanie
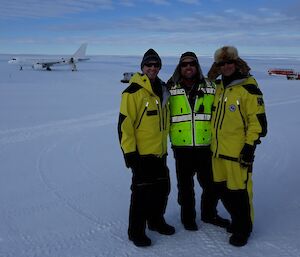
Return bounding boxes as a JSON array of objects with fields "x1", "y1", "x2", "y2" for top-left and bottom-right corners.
[
  {"x1": 180, "y1": 51, "x2": 199, "y2": 63},
  {"x1": 140, "y1": 48, "x2": 162, "y2": 70},
  {"x1": 170, "y1": 51, "x2": 203, "y2": 84}
]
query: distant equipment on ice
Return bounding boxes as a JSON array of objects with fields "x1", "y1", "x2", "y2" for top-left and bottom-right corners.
[
  {"x1": 287, "y1": 73, "x2": 300, "y2": 80},
  {"x1": 268, "y1": 68, "x2": 300, "y2": 80},
  {"x1": 121, "y1": 72, "x2": 135, "y2": 83}
]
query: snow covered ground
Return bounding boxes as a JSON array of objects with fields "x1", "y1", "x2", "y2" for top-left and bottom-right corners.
[{"x1": 0, "y1": 53, "x2": 300, "y2": 257}]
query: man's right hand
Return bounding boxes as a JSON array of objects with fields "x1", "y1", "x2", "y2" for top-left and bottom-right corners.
[{"x1": 124, "y1": 151, "x2": 139, "y2": 170}]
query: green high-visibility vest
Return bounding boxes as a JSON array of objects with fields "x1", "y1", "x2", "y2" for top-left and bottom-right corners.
[{"x1": 169, "y1": 81, "x2": 215, "y2": 146}]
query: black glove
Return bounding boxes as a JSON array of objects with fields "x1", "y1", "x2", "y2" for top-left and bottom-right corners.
[
  {"x1": 240, "y1": 143, "x2": 255, "y2": 168},
  {"x1": 124, "y1": 151, "x2": 139, "y2": 170}
]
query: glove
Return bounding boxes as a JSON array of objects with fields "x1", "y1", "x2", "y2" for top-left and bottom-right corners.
[
  {"x1": 240, "y1": 143, "x2": 255, "y2": 168},
  {"x1": 124, "y1": 151, "x2": 139, "y2": 170}
]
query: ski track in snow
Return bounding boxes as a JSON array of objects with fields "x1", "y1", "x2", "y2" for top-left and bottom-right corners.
[
  {"x1": 33, "y1": 127, "x2": 144, "y2": 257},
  {"x1": 0, "y1": 109, "x2": 130, "y2": 257},
  {"x1": 35, "y1": 140, "x2": 125, "y2": 256},
  {"x1": 0, "y1": 110, "x2": 118, "y2": 146}
]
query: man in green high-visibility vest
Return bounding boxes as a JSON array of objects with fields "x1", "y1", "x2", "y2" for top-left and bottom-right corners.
[{"x1": 168, "y1": 52, "x2": 230, "y2": 231}]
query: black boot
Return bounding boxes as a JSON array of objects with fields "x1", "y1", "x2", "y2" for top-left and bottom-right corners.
[
  {"x1": 129, "y1": 233, "x2": 152, "y2": 247},
  {"x1": 202, "y1": 214, "x2": 230, "y2": 228},
  {"x1": 148, "y1": 219, "x2": 175, "y2": 235},
  {"x1": 226, "y1": 224, "x2": 233, "y2": 233},
  {"x1": 183, "y1": 220, "x2": 198, "y2": 231},
  {"x1": 229, "y1": 234, "x2": 248, "y2": 247}
]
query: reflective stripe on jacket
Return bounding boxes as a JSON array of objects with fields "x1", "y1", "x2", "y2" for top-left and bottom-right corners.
[
  {"x1": 118, "y1": 72, "x2": 170, "y2": 157},
  {"x1": 169, "y1": 80, "x2": 215, "y2": 147},
  {"x1": 211, "y1": 76, "x2": 267, "y2": 161}
]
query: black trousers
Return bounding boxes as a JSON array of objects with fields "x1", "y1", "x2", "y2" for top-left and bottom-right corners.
[
  {"x1": 215, "y1": 182, "x2": 252, "y2": 237},
  {"x1": 173, "y1": 147, "x2": 219, "y2": 224},
  {"x1": 128, "y1": 155, "x2": 170, "y2": 238}
]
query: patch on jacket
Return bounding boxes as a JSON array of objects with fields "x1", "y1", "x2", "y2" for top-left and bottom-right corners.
[
  {"x1": 229, "y1": 104, "x2": 236, "y2": 112},
  {"x1": 147, "y1": 110, "x2": 158, "y2": 116}
]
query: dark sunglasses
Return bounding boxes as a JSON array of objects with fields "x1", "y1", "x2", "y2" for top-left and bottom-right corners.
[
  {"x1": 180, "y1": 61, "x2": 197, "y2": 68},
  {"x1": 144, "y1": 62, "x2": 160, "y2": 68},
  {"x1": 217, "y1": 60, "x2": 235, "y2": 67}
]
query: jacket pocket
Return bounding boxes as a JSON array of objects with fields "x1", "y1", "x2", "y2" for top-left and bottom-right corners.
[{"x1": 136, "y1": 102, "x2": 149, "y2": 129}]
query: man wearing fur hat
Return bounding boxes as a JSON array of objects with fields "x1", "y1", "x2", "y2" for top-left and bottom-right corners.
[
  {"x1": 118, "y1": 49, "x2": 175, "y2": 247},
  {"x1": 168, "y1": 52, "x2": 230, "y2": 231},
  {"x1": 208, "y1": 46, "x2": 267, "y2": 246}
]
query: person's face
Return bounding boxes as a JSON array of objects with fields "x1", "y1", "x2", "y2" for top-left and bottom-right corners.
[
  {"x1": 142, "y1": 62, "x2": 160, "y2": 81},
  {"x1": 180, "y1": 57, "x2": 197, "y2": 79},
  {"x1": 219, "y1": 60, "x2": 236, "y2": 77}
]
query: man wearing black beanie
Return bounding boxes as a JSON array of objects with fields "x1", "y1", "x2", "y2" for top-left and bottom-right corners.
[
  {"x1": 140, "y1": 48, "x2": 162, "y2": 70},
  {"x1": 118, "y1": 49, "x2": 174, "y2": 247}
]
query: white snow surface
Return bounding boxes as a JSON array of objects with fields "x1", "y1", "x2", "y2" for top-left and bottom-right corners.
[{"x1": 1, "y1": 54, "x2": 300, "y2": 257}]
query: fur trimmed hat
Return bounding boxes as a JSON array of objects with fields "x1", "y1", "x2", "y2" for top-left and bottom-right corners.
[
  {"x1": 140, "y1": 48, "x2": 162, "y2": 70},
  {"x1": 214, "y1": 46, "x2": 239, "y2": 64},
  {"x1": 207, "y1": 46, "x2": 251, "y2": 80}
]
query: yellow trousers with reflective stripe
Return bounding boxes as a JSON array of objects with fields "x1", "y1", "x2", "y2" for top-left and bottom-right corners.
[{"x1": 212, "y1": 157, "x2": 254, "y2": 223}]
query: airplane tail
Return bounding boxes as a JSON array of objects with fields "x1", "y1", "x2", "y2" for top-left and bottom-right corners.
[{"x1": 72, "y1": 43, "x2": 88, "y2": 60}]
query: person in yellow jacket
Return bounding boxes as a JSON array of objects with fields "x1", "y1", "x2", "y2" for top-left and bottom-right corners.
[
  {"x1": 168, "y1": 52, "x2": 229, "y2": 231},
  {"x1": 208, "y1": 46, "x2": 267, "y2": 247},
  {"x1": 118, "y1": 49, "x2": 175, "y2": 247}
]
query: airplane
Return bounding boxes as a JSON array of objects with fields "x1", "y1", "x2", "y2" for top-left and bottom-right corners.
[{"x1": 8, "y1": 43, "x2": 89, "y2": 71}]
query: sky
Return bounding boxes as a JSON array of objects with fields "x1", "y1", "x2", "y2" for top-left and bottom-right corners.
[{"x1": 1, "y1": 0, "x2": 300, "y2": 56}]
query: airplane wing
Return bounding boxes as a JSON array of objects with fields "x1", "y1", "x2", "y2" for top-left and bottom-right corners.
[{"x1": 34, "y1": 59, "x2": 68, "y2": 70}]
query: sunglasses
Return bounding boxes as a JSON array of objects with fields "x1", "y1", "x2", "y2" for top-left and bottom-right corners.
[
  {"x1": 217, "y1": 60, "x2": 235, "y2": 67},
  {"x1": 180, "y1": 61, "x2": 197, "y2": 68},
  {"x1": 144, "y1": 62, "x2": 160, "y2": 68}
]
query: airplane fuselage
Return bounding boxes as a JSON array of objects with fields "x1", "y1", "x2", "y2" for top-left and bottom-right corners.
[{"x1": 8, "y1": 43, "x2": 89, "y2": 71}]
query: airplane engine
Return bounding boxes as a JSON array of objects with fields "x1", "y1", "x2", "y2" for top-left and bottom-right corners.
[{"x1": 32, "y1": 64, "x2": 44, "y2": 70}]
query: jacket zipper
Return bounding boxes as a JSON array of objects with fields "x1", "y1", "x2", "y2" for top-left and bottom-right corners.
[
  {"x1": 156, "y1": 99, "x2": 162, "y2": 131},
  {"x1": 164, "y1": 107, "x2": 167, "y2": 130},
  {"x1": 136, "y1": 102, "x2": 148, "y2": 129},
  {"x1": 156, "y1": 98, "x2": 166, "y2": 155},
  {"x1": 213, "y1": 95, "x2": 222, "y2": 129},
  {"x1": 192, "y1": 95, "x2": 198, "y2": 146},
  {"x1": 214, "y1": 90, "x2": 226, "y2": 157},
  {"x1": 237, "y1": 99, "x2": 246, "y2": 134},
  {"x1": 219, "y1": 97, "x2": 227, "y2": 130}
]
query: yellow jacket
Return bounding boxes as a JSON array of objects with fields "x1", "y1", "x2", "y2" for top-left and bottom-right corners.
[
  {"x1": 211, "y1": 76, "x2": 267, "y2": 161},
  {"x1": 118, "y1": 72, "x2": 170, "y2": 157}
]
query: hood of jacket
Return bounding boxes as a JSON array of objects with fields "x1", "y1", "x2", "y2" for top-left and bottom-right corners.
[{"x1": 130, "y1": 72, "x2": 170, "y2": 107}]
